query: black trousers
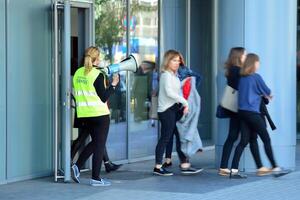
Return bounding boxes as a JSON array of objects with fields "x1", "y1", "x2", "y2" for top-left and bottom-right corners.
[
  {"x1": 165, "y1": 134, "x2": 174, "y2": 159},
  {"x1": 231, "y1": 111, "x2": 277, "y2": 169},
  {"x1": 155, "y1": 104, "x2": 187, "y2": 165},
  {"x1": 220, "y1": 116, "x2": 262, "y2": 169},
  {"x1": 165, "y1": 127, "x2": 189, "y2": 163},
  {"x1": 76, "y1": 115, "x2": 110, "y2": 180},
  {"x1": 71, "y1": 128, "x2": 109, "y2": 162}
]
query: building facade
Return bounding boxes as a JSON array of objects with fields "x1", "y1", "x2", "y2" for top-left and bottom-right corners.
[{"x1": 0, "y1": 0, "x2": 298, "y2": 184}]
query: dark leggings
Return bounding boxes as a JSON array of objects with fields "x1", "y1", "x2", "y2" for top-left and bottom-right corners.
[
  {"x1": 165, "y1": 127, "x2": 189, "y2": 163},
  {"x1": 155, "y1": 104, "x2": 187, "y2": 165},
  {"x1": 71, "y1": 129, "x2": 109, "y2": 162},
  {"x1": 76, "y1": 115, "x2": 110, "y2": 180},
  {"x1": 231, "y1": 111, "x2": 277, "y2": 169},
  {"x1": 220, "y1": 117, "x2": 262, "y2": 169},
  {"x1": 165, "y1": 134, "x2": 174, "y2": 160}
]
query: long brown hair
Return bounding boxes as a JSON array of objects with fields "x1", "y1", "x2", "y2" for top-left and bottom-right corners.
[
  {"x1": 240, "y1": 53, "x2": 260, "y2": 76},
  {"x1": 178, "y1": 52, "x2": 185, "y2": 66},
  {"x1": 161, "y1": 49, "x2": 181, "y2": 72},
  {"x1": 83, "y1": 46, "x2": 99, "y2": 75},
  {"x1": 224, "y1": 47, "x2": 246, "y2": 76}
]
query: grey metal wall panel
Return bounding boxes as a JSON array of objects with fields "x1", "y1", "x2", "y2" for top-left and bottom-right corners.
[
  {"x1": 215, "y1": 0, "x2": 245, "y2": 168},
  {"x1": 0, "y1": 0, "x2": 7, "y2": 183},
  {"x1": 6, "y1": 0, "x2": 53, "y2": 180},
  {"x1": 175, "y1": 0, "x2": 187, "y2": 58},
  {"x1": 244, "y1": 0, "x2": 297, "y2": 170},
  {"x1": 162, "y1": 0, "x2": 186, "y2": 56},
  {"x1": 190, "y1": 0, "x2": 213, "y2": 140}
]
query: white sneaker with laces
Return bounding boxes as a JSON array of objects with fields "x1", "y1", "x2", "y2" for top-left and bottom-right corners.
[
  {"x1": 272, "y1": 167, "x2": 291, "y2": 178},
  {"x1": 71, "y1": 164, "x2": 80, "y2": 183},
  {"x1": 90, "y1": 178, "x2": 111, "y2": 186}
]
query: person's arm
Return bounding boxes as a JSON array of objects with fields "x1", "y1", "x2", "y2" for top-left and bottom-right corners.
[
  {"x1": 94, "y1": 73, "x2": 115, "y2": 102},
  {"x1": 255, "y1": 73, "x2": 271, "y2": 97},
  {"x1": 162, "y1": 73, "x2": 188, "y2": 107}
]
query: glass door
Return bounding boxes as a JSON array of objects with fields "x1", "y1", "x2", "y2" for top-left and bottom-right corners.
[
  {"x1": 128, "y1": 0, "x2": 159, "y2": 160},
  {"x1": 94, "y1": 0, "x2": 160, "y2": 161},
  {"x1": 94, "y1": 0, "x2": 128, "y2": 161}
]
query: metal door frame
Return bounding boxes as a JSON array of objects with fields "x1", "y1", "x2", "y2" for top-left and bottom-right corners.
[{"x1": 53, "y1": 0, "x2": 94, "y2": 182}]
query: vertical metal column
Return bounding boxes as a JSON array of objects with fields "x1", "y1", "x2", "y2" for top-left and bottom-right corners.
[
  {"x1": 62, "y1": 0, "x2": 71, "y2": 182},
  {"x1": 126, "y1": 0, "x2": 130, "y2": 162},
  {"x1": 53, "y1": 1, "x2": 59, "y2": 182},
  {"x1": 78, "y1": 9, "x2": 85, "y2": 60},
  {"x1": 211, "y1": 0, "x2": 218, "y2": 150},
  {"x1": 186, "y1": 0, "x2": 190, "y2": 66}
]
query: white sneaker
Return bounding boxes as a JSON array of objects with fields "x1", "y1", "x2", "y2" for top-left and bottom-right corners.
[
  {"x1": 90, "y1": 178, "x2": 111, "y2": 186},
  {"x1": 218, "y1": 168, "x2": 231, "y2": 176},
  {"x1": 272, "y1": 167, "x2": 291, "y2": 178},
  {"x1": 257, "y1": 167, "x2": 272, "y2": 176},
  {"x1": 71, "y1": 164, "x2": 80, "y2": 183},
  {"x1": 181, "y1": 167, "x2": 203, "y2": 175}
]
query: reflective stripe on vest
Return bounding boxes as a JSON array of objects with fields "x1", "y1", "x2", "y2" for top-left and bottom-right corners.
[{"x1": 73, "y1": 67, "x2": 110, "y2": 118}]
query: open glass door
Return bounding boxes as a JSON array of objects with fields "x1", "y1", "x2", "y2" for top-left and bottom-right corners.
[{"x1": 53, "y1": 0, "x2": 94, "y2": 182}]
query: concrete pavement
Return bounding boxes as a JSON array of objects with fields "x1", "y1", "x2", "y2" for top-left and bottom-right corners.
[{"x1": 0, "y1": 141, "x2": 299, "y2": 200}]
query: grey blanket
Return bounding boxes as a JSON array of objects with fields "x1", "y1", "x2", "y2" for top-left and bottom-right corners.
[{"x1": 176, "y1": 77, "x2": 203, "y2": 158}]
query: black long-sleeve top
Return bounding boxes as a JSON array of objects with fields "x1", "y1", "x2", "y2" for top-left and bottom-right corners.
[
  {"x1": 226, "y1": 66, "x2": 240, "y2": 90},
  {"x1": 93, "y1": 71, "x2": 115, "y2": 103}
]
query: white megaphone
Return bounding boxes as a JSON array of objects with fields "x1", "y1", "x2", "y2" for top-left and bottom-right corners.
[{"x1": 100, "y1": 55, "x2": 138, "y2": 74}]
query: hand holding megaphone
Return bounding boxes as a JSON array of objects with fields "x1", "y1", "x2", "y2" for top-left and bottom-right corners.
[
  {"x1": 98, "y1": 55, "x2": 138, "y2": 75},
  {"x1": 111, "y1": 73, "x2": 120, "y2": 87}
]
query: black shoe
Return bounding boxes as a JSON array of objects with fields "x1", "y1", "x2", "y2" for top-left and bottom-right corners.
[
  {"x1": 230, "y1": 171, "x2": 247, "y2": 179},
  {"x1": 153, "y1": 167, "x2": 173, "y2": 176},
  {"x1": 162, "y1": 162, "x2": 172, "y2": 168},
  {"x1": 180, "y1": 167, "x2": 203, "y2": 175},
  {"x1": 104, "y1": 161, "x2": 123, "y2": 173}
]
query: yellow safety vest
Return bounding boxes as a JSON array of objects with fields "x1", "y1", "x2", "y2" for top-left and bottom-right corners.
[{"x1": 73, "y1": 67, "x2": 110, "y2": 118}]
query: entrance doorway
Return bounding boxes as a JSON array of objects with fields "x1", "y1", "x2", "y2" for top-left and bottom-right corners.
[
  {"x1": 161, "y1": 0, "x2": 214, "y2": 146},
  {"x1": 53, "y1": 0, "x2": 93, "y2": 182}
]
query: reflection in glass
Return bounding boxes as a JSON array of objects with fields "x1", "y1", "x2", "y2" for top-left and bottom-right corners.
[
  {"x1": 95, "y1": 0, "x2": 127, "y2": 160},
  {"x1": 132, "y1": 61, "x2": 157, "y2": 122},
  {"x1": 128, "y1": 0, "x2": 159, "y2": 159}
]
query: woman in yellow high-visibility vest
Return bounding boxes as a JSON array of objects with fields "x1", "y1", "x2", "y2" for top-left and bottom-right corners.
[{"x1": 72, "y1": 46, "x2": 119, "y2": 186}]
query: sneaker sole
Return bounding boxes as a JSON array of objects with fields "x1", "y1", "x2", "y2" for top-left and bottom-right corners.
[
  {"x1": 153, "y1": 172, "x2": 173, "y2": 176},
  {"x1": 218, "y1": 171, "x2": 230, "y2": 176},
  {"x1": 257, "y1": 172, "x2": 272, "y2": 176},
  {"x1": 218, "y1": 170, "x2": 230, "y2": 176},
  {"x1": 181, "y1": 169, "x2": 204, "y2": 175},
  {"x1": 91, "y1": 183, "x2": 111, "y2": 186},
  {"x1": 273, "y1": 171, "x2": 291, "y2": 178},
  {"x1": 71, "y1": 169, "x2": 80, "y2": 183},
  {"x1": 72, "y1": 176, "x2": 80, "y2": 183}
]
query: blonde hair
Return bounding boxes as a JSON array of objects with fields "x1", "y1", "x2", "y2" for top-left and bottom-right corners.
[
  {"x1": 240, "y1": 53, "x2": 260, "y2": 76},
  {"x1": 161, "y1": 49, "x2": 181, "y2": 72},
  {"x1": 224, "y1": 47, "x2": 246, "y2": 76},
  {"x1": 84, "y1": 46, "x2": 99, "y2": 75}
]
